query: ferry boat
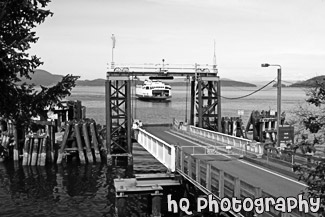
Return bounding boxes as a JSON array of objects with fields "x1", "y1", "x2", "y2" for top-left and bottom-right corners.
[{"x1": 135, "y1": 80, "x2": 172, "y2": 101}]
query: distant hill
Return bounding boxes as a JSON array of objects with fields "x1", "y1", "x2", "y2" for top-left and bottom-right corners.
[
  {"x1": 272, "y1": 83, "x2": 287, "y2": 88},
  {"x1": 290, "y1": 75, "x2": 325, "y2": 87},
  {"x1": 19, "y1": 69, "x2": 63, "y2": 86},
  {"x1": 220, "y1": 79, "x2": 256, "y2": 87},
  {"x1": 20, "y1": 70, "x2": 256, "y2": 87},
  {"x1": 76, "y1": 79, "x2": 106, "y2": 86}
]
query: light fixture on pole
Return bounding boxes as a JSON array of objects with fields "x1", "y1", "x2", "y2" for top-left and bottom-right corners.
[
  {"x1": 111, "y1": 34, "x2": 116, "y2": 69},
  {"x1": 261, "y1": 63, "x2": 282, "y2": 147}
]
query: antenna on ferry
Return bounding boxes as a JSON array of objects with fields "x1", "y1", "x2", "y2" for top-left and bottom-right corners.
[
  {"x1": 213, "y1": 40, "x2": 218, "y2": 74},
  {"x1": 162, "y1": 59, "x2": 165, "y2": 71}
]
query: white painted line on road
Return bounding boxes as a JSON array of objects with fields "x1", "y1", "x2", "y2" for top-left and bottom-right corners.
[
  {"x1": 237, "y1": 159, "x2": 308, "y2": 187},
  {"x1": 165, "y1": 131, "x2": 231, "y2": 159},
  {"x1": 165, "y1": 131, "x2": 308, "y2": 187}
]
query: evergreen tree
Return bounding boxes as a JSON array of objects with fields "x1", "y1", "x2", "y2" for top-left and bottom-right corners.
[{"x1": 0, "y1": 0, "x2": 79, "y2": 128}]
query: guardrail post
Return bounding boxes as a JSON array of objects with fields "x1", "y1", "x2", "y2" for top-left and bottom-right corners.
[
  {"x1": 234, "y1": 177, "x2": 241, "y2": 198},
  {"x1": 254, "y1": 186, "x2": 262, "y2": 217},
  {"x1": 170, "y1": 145, "x2": 176, "y2": 172},
  {"x1": 196, "y1": 159, "x2": 201, "y2": 182},
  {"x1": 187, "y1": 154, "x2": 192, "y2": 178},
  {"x1": 254, "y1": 187, "x2": 262, "y2": 198},
  {"x1": 180, "y1": 149, "x2": 185, "y2": 172},
  {"x1": 206, "y1": 163, "x2": 211, "y2": 191},
  {"x1": 219, "y1": 170, "x2": 224, "y2": 198}
]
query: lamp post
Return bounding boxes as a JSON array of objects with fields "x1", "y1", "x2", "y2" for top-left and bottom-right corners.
[{"x1": 261, "y1": 63, "x2": 282, "y2": 147}]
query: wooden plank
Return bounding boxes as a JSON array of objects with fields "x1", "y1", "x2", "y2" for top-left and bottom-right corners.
[
  {"x1": 135, "y1": 173, "x2": 176, "y2": 179},
  {"x1": 82, "y1": 123, "x2": 93, "y2": 163}
]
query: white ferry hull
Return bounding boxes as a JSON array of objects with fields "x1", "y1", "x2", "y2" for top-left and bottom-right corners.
[
  {"x1": 135, "y1": 93, "x2": 171, "y2": 101},
  {"x1": 135, "y1": 80, "x2": 172, "y2": 101}
]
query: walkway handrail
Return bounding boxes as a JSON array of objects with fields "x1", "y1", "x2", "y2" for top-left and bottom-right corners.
[
  {"x1": 189, "y1": 125, "x2": 264, "y2": 156},
  {"x1": 137, "y1": 128, "x2": 176, "y2": 172}
]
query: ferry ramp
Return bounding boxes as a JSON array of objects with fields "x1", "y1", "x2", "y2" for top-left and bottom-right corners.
[{"x1": 136, "y1": 124, "x2": 316, "y2": 217}]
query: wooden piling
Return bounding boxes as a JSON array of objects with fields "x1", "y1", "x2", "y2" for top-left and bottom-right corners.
[
  {"x1": 115, "y1": 192, "x2": 128, "y2": 217},
  {"x1": 13, "y1": 125, "x2": 19, "y2": 161},
  {"x1": 151, "y1": 190, "x2": 163, "y2": 217},
  {"x1": 39, "y1": 136, "x2": 47, "y2": 166},
  {"x1": 57, "y1": 123, "x2": 71, "y2": 164},
  {"x1": 31, "y1": 137, "x2": 39, "y2": 166},
  {"x1": 27, "y1": 137, "x2": 33, "y2": 165},
  {"x1": 74, "y1": 123, "x2": 86, "y2": 164},
  {"x1": 37, "y1": 137, "x2": 43, "y2": 166},
  {"x1": 22, "y1": 137, "x2": 30, "y2": 166},
  {"x1": 82, "y1": 122, "x2": 93, "y2": 163},
  {"x1": 90, "y1": 122, "x2": 101, "y2": 162}
]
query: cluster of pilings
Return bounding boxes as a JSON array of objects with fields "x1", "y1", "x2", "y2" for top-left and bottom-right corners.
[
  {"x1": 221, "y1": 116, "x2": 246, "y2": 138},
  {"x1": 57, "y1": 120, "x2": 102, "y2": 164},
  {"x1": 22, "y1": 134, "x2": 47, "y2": 166},
  {"x1": 246, "y1": 110, "x2": 285, "y2": 143},
  {"x1": 0, "y1": 120, "x2": 15, "y2": 161}
]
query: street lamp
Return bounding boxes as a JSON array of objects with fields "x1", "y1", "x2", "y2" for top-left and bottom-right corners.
[{"x1": 261, "y1": 63, "x2": 282, "y2": 147}]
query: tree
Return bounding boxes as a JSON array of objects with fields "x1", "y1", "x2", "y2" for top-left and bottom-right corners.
[
  {"x1": 293, "y1": 80, "x2": 325, "y2": 215},
  {"x1": 0, "y1": 0, "x2": 79, "y2": 129}
]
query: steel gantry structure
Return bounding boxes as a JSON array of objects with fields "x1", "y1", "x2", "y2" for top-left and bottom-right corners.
[{"x1": 105, "y1": 64, "x2": 221, "y2": 165}]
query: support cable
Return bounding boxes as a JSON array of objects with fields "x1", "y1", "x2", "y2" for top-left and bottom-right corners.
[{"x1": 221, "y1": 79, "x2": 275, "y2": 100}]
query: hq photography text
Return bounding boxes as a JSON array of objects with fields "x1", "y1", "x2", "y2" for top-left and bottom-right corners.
[{"x1": 167, "y1": 194, "x2": 320, "y2": 215}]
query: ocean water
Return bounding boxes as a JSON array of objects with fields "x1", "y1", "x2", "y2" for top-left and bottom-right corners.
[
  {"x1": 0, "y1": 84, "x2": 308, "y2": 216},
  {"x1": 66, "y1": 85, "x2": 308, "y2": 126}
]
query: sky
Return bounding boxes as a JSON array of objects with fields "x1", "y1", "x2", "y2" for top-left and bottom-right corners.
[{"x1": 30, "y1": 0, "x2": 325, "y2": 82}]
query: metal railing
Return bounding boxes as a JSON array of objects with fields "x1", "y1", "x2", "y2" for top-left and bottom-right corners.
[
  {"x1": 189, "y1": 125, "x2": 264, "y2": 156},
  {"x1": 137, "y1": 128, "x2": 176, "y2": 172}
]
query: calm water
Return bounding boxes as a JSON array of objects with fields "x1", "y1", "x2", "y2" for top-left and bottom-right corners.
[
  {"x1": 66, "y1": 85, "x2": 308, "y2": 126},
  {"x1": 0, "y1": 84, "x2": 309, "y2": 216}
]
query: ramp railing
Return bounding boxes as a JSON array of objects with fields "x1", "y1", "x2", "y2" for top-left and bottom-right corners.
[
  {"x1": 188, "y1": 125, "x2": 264, "y2": 156},
  {"x1": 137, "y1": 128, "x2": 176, "y2": 172}
]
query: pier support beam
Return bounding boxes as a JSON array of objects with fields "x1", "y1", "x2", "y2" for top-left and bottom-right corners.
[
  {"x1": 151, "y1": 189, "x2": 163, "y2": 217},
  {"x1": 190, "y1": 76, "x2": 221, "y2": 132},
  {"x1": 105, "y1": 75, "x2": 133, "y2": 165},
  {"x1": 115, "y1": 192, "x2": 128, "y2": 217}
]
